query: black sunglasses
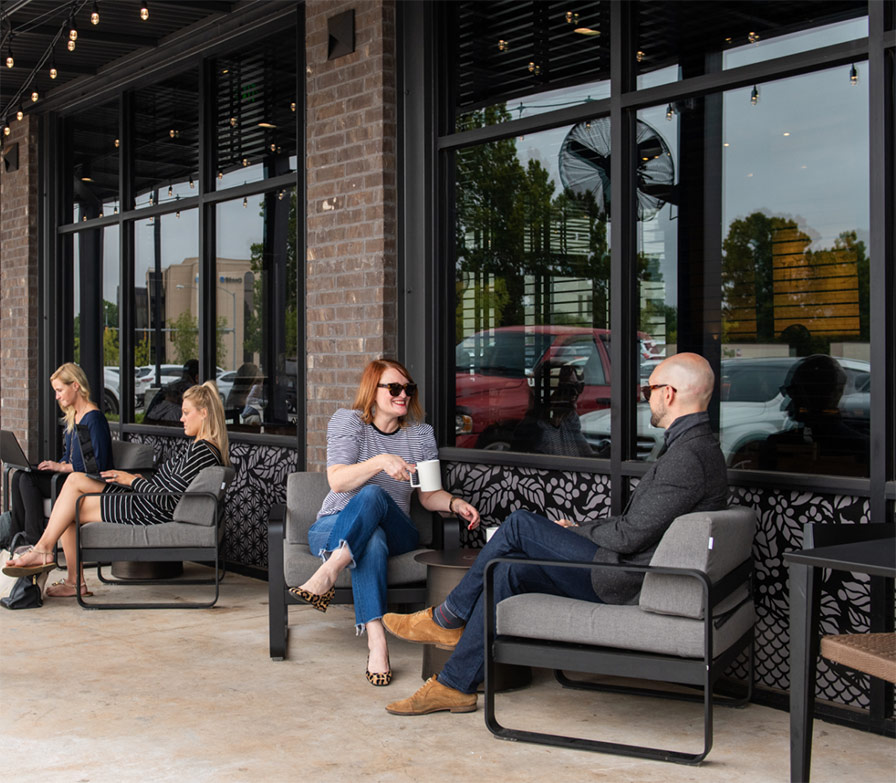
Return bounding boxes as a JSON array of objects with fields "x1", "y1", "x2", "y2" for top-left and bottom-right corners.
[
  {"x1": 641, "y1": 383, "x2": 676, "y2": 402},
  {"x1": 377, "y1": 382, "x2": 418, "y2": 397}
]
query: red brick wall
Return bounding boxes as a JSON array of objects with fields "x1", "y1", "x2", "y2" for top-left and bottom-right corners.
[
  {"x1": 304, "y1": 0, "x2": 397, "y2": 469},
  {"x1": 0, "y1": 115, "x2": 41, "y2": 461}
]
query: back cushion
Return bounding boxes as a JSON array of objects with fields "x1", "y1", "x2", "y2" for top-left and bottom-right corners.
[
  {"x1": 172, "y1": 467, "x2": 232, "y2": 526},
  {"x1": 639, "y1": 507, "x2": 756, "y2": 620}
]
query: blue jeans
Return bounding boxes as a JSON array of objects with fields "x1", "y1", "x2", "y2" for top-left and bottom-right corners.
[
  {"x1": 438, "y1": 509, "x2": 601, "y2": 694},
  {"x1": 308, "y1": 485, "x2": 420, "y2": 631}
]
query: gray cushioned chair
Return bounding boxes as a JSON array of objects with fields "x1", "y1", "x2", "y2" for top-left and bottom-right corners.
[
  {"x1": 268, "y1": 471, "x2": 451, "y2": 660},
  {"x1": 74, "y1": 465, "x2": 234, "y2": 609},
  {"x1": 484, "y1": 506, "x2": 757, "y2": 765}
]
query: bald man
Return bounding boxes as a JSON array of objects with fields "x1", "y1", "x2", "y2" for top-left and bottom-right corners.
[{"x1": 383, "y1": 353, "x2": 728, "y2": 716}]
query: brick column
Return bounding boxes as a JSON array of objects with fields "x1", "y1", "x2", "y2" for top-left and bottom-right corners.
[
  {"x1": 0, "y1": 115, "x2": 41, "y2": 460},
  {"x1": 304, "y1": 0, "x2": 397, "y2": 469}
]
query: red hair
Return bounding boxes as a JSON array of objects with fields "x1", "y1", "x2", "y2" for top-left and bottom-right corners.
[{"x1": 352, "y1": 359, "x2": 424, "y2": 427}]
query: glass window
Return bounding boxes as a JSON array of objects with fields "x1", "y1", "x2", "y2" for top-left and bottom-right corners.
[
  {"x1": 134, "y1": 209, "x2": 200, "y2": 426},
  {"x1": 449, "y1": 1, "x2": 610, "y2": 132},
  {"x1": 629, "y1": 65, "x2": 870, "y2": 476},
  {"x1": 636, "y1": 2, "x2": 867, "y2": 89},
  {"x1": 68, "y1": 99, "x2": 120, "y2": 223},
  {"x1": 71, "y1": 225, "x2": 121, "y2": 419},
  {"x1": 215, "y1": 188, "x2": 297, "y2": 434},
  {"x1": 132, "y1": 69, "x2": 199, "y2": 210},
  {"x1": 452, "y1": 121, "x2": 614, "y2": 455},
  {"x1": 214, "y1": 28, "x2": 298, "y2": 190}
]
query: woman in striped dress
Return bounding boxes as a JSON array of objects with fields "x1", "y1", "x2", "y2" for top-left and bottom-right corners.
[
  {"x1": 3, "y1": 382, "x2": 229, "y2": 597},
  {"x1": 291, "y1": 359, "x2": 480, "y2": 686}
]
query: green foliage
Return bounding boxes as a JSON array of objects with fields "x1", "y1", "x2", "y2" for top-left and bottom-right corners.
[{"x1": 169, "y1": 311, "x2": 200, "y2": 364}]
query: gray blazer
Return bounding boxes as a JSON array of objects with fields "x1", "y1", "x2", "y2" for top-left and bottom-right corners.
[{"x1": 572, "y1": 418, "x2": 728, "y2": 604}]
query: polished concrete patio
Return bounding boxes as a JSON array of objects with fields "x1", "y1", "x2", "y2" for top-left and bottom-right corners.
[{"x1": 1, "y1": 566, "x2": 892, "y2": 783}]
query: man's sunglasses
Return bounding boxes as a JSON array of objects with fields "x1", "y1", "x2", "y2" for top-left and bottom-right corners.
[
  {"x1": 378, "y1": 382, "x2": 418, "y2": 397},
  {"x1": 641, "y1": 383, "x2": 676, "y2": 402}
]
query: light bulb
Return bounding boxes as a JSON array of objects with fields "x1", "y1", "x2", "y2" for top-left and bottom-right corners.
[
  {"x1": 5, "y1": 52, "x2": 13, "y2": 69},
  {"x1": 189, "y1": 176, "x2": 195, "y2": 189},
  {"x1": 242, "y1": 196, "x2": 248, "y2": 208},
  {"x1": 91, "y1": 2, "x2": 100, "y2": 25},
  {"x1": 167, "y1": 184, "x2": 173, "y2": 197},
  {"x1": 16, "y1": 107, "x2": 24, "y2": 121},
  {"x1": 849, "y1": 63, "x2": 858, "y2": 86},
  {"x1": 69, "y1": 18, "x2": 78, "y2": 41},
  {"x1": 242, "y1": 157, "x2": 249, "y2": 167},
  {"x1": 31, "y1": 90, "x2": 39, "y2": 102},
  {"x1": 67, "y1": 39, "x2": 76, "y2": 51},
  {"x1": 665, "y1": 103, "x2": 674, "y2": 120},
  {"x1": 114, "y1": 138, "x2": 120, "y2": 147},
  {"x1": 217, "y1": 171, "x2": 223, "y2": 180},
  {"x1": 3, "y1": 124, "x2": 10, "y2": 137},
  {"x1": 140, "y1": 3, "x2": 149, "y2": 21},
  {"x1": 50, "y1": 64, "x2": 58, "y2": 79},
  {"x1": 750, "y1": 85, "x2": 759, "y2": 105},
  {"x1": 176, "y1": 210, "x2": 180, "y2": 219}
]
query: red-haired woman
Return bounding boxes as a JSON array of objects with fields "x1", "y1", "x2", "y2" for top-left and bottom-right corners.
[{"x1": 292, "y1": 359, "x2": 480, "y2": 686}]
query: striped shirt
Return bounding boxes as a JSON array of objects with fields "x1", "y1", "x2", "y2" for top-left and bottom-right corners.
[
  {"x1": 317, "y1": 408, "x2": 438, "y2": 520},
  {"x1": 100, "y1": 439, "x2": 223, "y2": 526}
]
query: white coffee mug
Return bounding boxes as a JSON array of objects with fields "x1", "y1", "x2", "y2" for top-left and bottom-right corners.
[{"x1": 408, "y1": 459, "x2": 442, "y2": 492}]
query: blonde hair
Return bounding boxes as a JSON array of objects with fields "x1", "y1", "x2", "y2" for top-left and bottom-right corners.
[
  {"x1": 182, "y1": 381, "x2": 230, "y2": 466},
  {"x1": 352, "y1": 359, "x2": 424, "y2": 427},
  {"x1": 50, "y1": 363, "x2": 93, "y2": 433}
]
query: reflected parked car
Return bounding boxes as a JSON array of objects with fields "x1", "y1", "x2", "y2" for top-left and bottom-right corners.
[
  {"x1": 455, "y1": 325, "x2": 614, "y2": 450},
  {"x1": 102, "y1": 367, "x2": 152, "y2": 414},
  {"x1": 579, "y1": 356, "x2": 870, "y2": 464}
]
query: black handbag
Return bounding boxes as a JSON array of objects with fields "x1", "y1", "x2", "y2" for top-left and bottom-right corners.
[
  {"x1": 0, "y1": 532, "x2": 48, "y2": 610},
  {"x1": 0, "y1": 572, "x2": 45, "y2": 609}
]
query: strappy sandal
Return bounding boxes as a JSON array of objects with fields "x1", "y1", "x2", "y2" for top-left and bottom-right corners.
[
  {"x1": 45, "y1": 579, "x2": 93, "y2": 598},
  {"x1": 2, "y1": 546, "x2": 56, "y2": 578}
]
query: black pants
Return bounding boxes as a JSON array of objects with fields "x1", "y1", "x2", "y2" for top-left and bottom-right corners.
[{"x1": 9, "y1": 470, "x2": 65, "y2": 547}]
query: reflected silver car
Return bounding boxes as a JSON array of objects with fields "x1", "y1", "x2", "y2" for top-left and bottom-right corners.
[{"x1": 580, "y1": 356, "x2": 870, "y2": 464}]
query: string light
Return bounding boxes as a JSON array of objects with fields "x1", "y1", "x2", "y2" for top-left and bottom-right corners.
[
  {"x1": 49, "y1": 51, "x2": 58, "y2": 79},
  {"x1": 5, "y1": 38, "x2": 13, "y2": 69},
  {"x1": 665, "y1": 103, "x2": 674, "y2": 121},
  {"x1": 31, "y1": 88, "x2": 39, "y2": 102},
  {"x1": 498, "y1": 39, "x2": 509, "y2": 52},
  {"x1": 114, "y1": 138, "x2": 120, "y2": 147},
  {"x1": 140, "y1": 2, "x2": 150, "y2": 22},
  {"x1": 242, "y1": 196, "x2": 248, "y2": 208},
  {"x1": 750, "y1": 85, "x2": 759, "y2": 105},
  {"x1": 16, "y1": 105, "x2": 24, "y2": 121},
  {"x1": 636, "y1": 50, "x2": 645, "y2": 63},
  {"x1": 91, "y1": 1, "x2": 100, "y2": 25},
  {"x1": 189, "y1": 175, "x2": 195, "y2": 189},
  {"x1": 748, "y1": 31, "x2": 760, "y2": 44},
  {"x1": 167, "y1": 183, "x2": 173, "y2": 197},
  {"x1": 565, "y1": 11, "x2": 579, "y2": 24},
  {"x1": 3, "y1": 121, "x2": 10, "y2": 136},
  {"x1": 849, "y1": 63, "x2": 858, "y2": 86},
  {"x1": 67, "y1": 38, "x2": 76, "y2": 52},
  {"x1": 69, "y1": 14, "x2": 78, "y2": 42}
]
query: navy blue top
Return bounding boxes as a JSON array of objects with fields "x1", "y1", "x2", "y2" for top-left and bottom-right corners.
[{"x1": 62, "y1": 409, "x2": 113, "y2": 472}]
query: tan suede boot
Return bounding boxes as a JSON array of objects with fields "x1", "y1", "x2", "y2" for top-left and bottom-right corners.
[
  {"x1": 382, "y1": 607, "x2": 463, "y2": 650},
  {"x1": 385, "y1": 675, "x2": 477, "y2": 715}
]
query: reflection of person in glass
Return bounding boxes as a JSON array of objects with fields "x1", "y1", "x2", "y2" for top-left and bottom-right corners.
[
  {"x1": 511, "y1": 363, "x2": 595, "y2": 457},
  {"x1": 761, "y1": 354, "x2": 869, "y2": 475},
  {"x1": 225, "y1": 362, "x2": 262, "y2": 423},
  {"x1": 143, "y1": 359, "x2": 199, "y2": 424}
]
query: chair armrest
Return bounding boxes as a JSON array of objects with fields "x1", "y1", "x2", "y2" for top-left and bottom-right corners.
[
  {"x1": 482, "y1": 556, "x2": 752, "y2": 616},
  {"x1": 430, "y1": 511, "x2": 461, "y2": 550},
  {"x1": 50, "y1": 471, "x2": 68, "y2": 502}
]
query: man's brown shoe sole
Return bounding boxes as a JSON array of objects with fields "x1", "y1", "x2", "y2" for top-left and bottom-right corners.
[{"x1": 385, "y1": 702, "x2": 477, "y2": 716}]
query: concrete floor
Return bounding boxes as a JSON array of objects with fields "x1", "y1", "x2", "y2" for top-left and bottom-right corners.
[{"x1": 1, "y1": 566, "x2": 893, "y2": 783}]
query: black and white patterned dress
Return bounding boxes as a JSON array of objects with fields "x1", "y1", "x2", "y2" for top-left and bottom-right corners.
[{"x1": 100, "y1": 439, "x2": 223, "y2": 526}]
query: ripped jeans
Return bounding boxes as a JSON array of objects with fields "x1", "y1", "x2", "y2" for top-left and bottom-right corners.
[{"x1": 308, "y1": 485, "x2": 420, "y2": 631}]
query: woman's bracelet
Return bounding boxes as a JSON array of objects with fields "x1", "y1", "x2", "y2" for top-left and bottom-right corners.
[{"x1": 448, "y1": 496, "x2": 459, "y2": 514}]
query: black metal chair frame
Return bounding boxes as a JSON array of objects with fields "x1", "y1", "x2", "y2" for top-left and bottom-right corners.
[
  {"x1": 483, "y1": 556, "x2": 754, "y2": 765},
  {"x1": 73, "y1": 488, "x2": 226, "y2": 610},
  {"x1": 267, "y1": 504, "x2": 456, "y2": 660}
]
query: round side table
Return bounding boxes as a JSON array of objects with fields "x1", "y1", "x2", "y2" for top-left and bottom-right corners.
[{"x1": 414, "y1": 549, "x2": 532, "y2": 692}]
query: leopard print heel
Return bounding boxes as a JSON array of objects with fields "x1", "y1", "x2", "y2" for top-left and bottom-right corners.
[
  {"x1": 288, "y1": 585, "x2": 335, "y2": 612},
  {"x1": 366, "y1": 656, "x2": 393, "y2": 686}
]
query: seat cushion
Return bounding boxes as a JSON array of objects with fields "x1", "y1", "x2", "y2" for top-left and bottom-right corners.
[
  {"x1": 496, "y1": 593, "x2": 755, "y2": 659},
  {"x1": 639, "y1": 506, "x2": 756, "y2": 620},
  {"x1": 81, "y1": 520, "x2": 217, "y2": 548},
  {"x1": 283, "y1": 541, "x2": 430, "y2": 588}
]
